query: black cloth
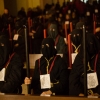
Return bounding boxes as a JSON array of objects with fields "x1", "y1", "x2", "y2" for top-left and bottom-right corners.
[
  {"x1": 41, "y1": 38, "x2": 57, "y2": 60},
  {"x1": 31, "y1": 38, "x2": 69, "y2": 95},
  {"x1": 31, "y1": 55, "x2": 69, "y2": 95},
  {"x1": 75, "y1": 22, "x2": 85, "y2": 30},
  {"x1": 71, "y1": 29, "x2": 82, "y2": 48},
  {"x1": 31, "y1": 23, "x2": 44, "y2": 54},
  {"x1": 17, "y1": 10, "x2": 26, "y2": 19},
  {"x1": 47, "y1": 23, "x2": 66, "y2": 53},
  {"x1": 12, "y1": 26, "x2": 26, "y2": 62},
  {"x1": 69, "y1": 51, "x2": 100, "y2": 96},
  {"x1": 0, "y1": 34, "x2": 24, "y2": 93},
  {"x1": 0, "y1": 53, "x2": 24, "y2": 93},
  {"x1": 2, "y1": 13, "x2": 14, "y2": 29},
  {"x1": 69, "y1": 34, "x2": 100, "y2": 96}
]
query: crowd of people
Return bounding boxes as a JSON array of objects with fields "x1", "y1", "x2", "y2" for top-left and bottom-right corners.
[{"x1": 0, "y1": 0, "x2": 100, "y2": 97}]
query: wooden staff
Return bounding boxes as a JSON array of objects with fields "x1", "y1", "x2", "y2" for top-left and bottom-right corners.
[
  {"x1": 8, "y1": 24, "x2": 12, "y2": 47},
  {"x1": 93, "y1": 14, "x2": 95, "y2": 21},
  {"x1": 93, "y1": 21, "x2": 96, "y2": 34},
  {"x1": 83, "y1": 25, "x2": 87, "y2": 96},
  {"x1": 70, "y1": 22, "x2": 73, "y2": 32},
  {"x1": 93, "y1": 14, "x2": 97, "y2": 21},
  {"x1": 43, "y1": 29, "x2": 46, "y2": 38},
  {"x1": 68, "y1": 34, "x2": 72, "y2": 69},
  {"x1": 8, "y1": 24, "x2": 12, "y2": 40},
  {"x1": 65, "y1": 22, "x2": 68, "y2": 42},
  {"x1": 24, "y1": 25, "x2": 31, "y2": 94},
  {"x1": 30, "y1": 19, "x2": 32, "y2": 27}
]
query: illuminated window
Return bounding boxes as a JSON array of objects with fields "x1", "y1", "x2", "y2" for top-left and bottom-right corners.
[
  {"x1": 70, "y1": 0, "x2": 88, "y2": 3},
  {"x1": 81, "y1": 0, "x2": 88, "y2": 3}
]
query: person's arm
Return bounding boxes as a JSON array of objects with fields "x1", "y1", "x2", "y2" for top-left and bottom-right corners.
[{"x1": 0, "y1": 54, "x2": 24, "y2": 93}]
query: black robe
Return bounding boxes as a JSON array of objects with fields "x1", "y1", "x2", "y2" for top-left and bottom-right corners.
[
  {"x1": 0, "y1": 53, "x2": 24, "y2": 93},
  {"x1": 69, "y1": 34, "x2": 100, "y2": 96},
  {"x1": 31, "y1": 55, "x2": 69, "y2": 95},
  {"x1": 69, "y1": 51, "x2": 100, "y2": 96}
]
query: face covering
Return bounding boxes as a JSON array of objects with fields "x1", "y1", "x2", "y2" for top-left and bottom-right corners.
[
  {"x1": 71, "y1": 29, "x2": 82, "y2": 47},
  {"x1": 47, "y1": 23, "x2": 58, "y2": 39},
  {"x1": 41, "y1": 38, "x2": 57, "y2": 60}
]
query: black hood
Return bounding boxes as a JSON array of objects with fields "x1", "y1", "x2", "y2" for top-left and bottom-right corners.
[
  {"x1": 41, "y1": 38, "x2": 57, "y2": 60},
  {"x1": 71, "y1": 29, "x2": 82, "y2": 47},
  {"x1": 47, "y1": 23, "x2": 58, "y2": 39}
]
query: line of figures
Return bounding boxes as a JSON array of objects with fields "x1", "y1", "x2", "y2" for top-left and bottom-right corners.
[
  {"x1": 0, "y1": 0, "x2": 100, "y2": 97},
  {"x1": 1, "y1": 0, "x2": 100, "y2": 54}
]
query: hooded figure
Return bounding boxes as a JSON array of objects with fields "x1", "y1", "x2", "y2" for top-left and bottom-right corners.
[
  {"x1": 0, "y1": 34, "x2": 24, "y2": 93},
  {"x1": 47, "y1": 23, "x2": 66, "y2": 53},
  {"x1": 31, "y1": 38, "x2": 69, "y2": 95},
  {"x1": 41, "y1": 37, "x2": 57, "y2": 60},
  {"x1": 48, "y1": 23, "x2": 58, "y2": 40},
  {"x1": 69, "y1": 34, "x2": 100, "y2": 96},
  {"x1": 71, "y1": 29, "x2": 82, "y2": 53},
  {"x1": 30, "y1": 17, "x2": 44, "y2": 54}
]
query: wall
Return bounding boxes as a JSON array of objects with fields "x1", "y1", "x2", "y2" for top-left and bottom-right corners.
[
  {"x1": 3, "y1": 0, "x2": 41, "y2": 16},
  {"x1": 40, "y1": 0, "x2": 53, "y2": 9},
  {"x1": 53, "y1": 0, "x2": 70, "y2": 6},
  {"x1": 2, "y1": 0, "x2": 77, "y2": 16},
  {"x1": 0, "y1": 0, "x2": 4, "y2": 16},
  {"x1": 3, "y1": 0, "x2": 99, "y2": 16},
  {"x1": 16, "y1": 0, "x2": 41, "y2": 14},
  {"x1": 4, "y1": 0, "x2": 17, "y2": 16},
  {"x1": 40, "y1": 0, "x2": 70, "y2": 10},
  {"x1": 16, "y1": 0, "x2": 27, "y2": 13}
]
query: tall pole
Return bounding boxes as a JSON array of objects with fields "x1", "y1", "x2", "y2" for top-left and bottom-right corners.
[
  {"x1": 83, "y1": 25, "x2": 87, "y2": 96},
  {"x1": 24, "y1": 25, "x2": 31, "y2": 94}
]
